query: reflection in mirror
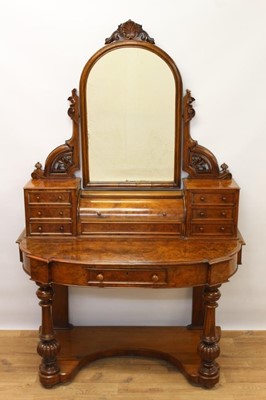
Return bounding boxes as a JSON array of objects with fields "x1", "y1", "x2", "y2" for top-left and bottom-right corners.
[{"x1": 86, "y1": 48, "x2": 176, "y2": 182}]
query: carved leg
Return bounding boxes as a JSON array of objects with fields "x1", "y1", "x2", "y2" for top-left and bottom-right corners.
[
  {"x1": 187, "y1": 285, "x2": 206, "y2": 329},
  {"x1": 198, "y1": 284, "x2": 221, "y2": 388},
  {"x1": 36, "y1": 283, "x2": 61, "y2": 387}
]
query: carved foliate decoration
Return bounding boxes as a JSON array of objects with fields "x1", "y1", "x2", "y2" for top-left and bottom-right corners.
[
  {"x1": 31, "y1": 89, "x2": 80, "y2": 179},
  {"x1": 105, "y1": 20, "x2": 155, "y2": 44},
  {"x1": 183, "y1": 90, "x2": 232, "y2": 180}
]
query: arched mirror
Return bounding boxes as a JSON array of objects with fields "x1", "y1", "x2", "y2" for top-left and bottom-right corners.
[{"x1": 80, "y1": 20, "x2": 183, "y2": 189}]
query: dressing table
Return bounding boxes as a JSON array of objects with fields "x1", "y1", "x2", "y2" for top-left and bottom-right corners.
[{"x1": 17, "y1": 20, "x2": 244, "y2": 388}]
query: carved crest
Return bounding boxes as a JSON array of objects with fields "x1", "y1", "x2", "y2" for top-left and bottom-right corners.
[{"x1": 105, "y1": 20, "x2": 155, "y2": 44}]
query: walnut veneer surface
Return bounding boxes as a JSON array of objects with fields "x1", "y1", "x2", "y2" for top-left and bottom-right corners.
[{"x1": 18, "y1": 20, "x2": 244, "y2": 390}]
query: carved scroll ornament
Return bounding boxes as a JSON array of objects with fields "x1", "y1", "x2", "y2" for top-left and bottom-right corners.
[
  {"x1": 31, "y1": 89, "x2": 80, "y2": 179},
  {"x1": 183, "y1": 90, "x2": 231, "y2": 180},
  {"x1": 105, "y1": 20, "x2": 155, "y2": 44}
]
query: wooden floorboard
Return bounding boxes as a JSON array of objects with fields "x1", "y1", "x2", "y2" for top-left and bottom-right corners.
[{"x1": 0, "y1": 330, "x2": 266, "y2": 399}]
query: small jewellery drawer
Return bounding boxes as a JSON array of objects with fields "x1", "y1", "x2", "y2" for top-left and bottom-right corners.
[
  {"x1": 191, "y1": 223, "x2": 235, "y2": 236},
  {"x1": 27, "y1": 191, "x2": 71, "y2": 204},
  {"x1": 87, "y1": 268, "x2": 168, "y2": 286},
  {"x1": 192, "y1": 208, "x2": 233, "y2": 220},
  {"x1": 192, "y1": 192, "x2": 235, "y2": 205},
  {"x1": 29, "y1": 222, "x2": 73, "y2": 235},
  {"x1": 28, "y1": 207, "x2": 72, "y2": 219},
  {"x1": 80, "y1": 222, "x2": 183, "y2": 235}
]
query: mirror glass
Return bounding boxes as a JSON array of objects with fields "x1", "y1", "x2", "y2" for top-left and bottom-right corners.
[{"x1": 86, "y1": 48, "x2": 176, "y2": 182}]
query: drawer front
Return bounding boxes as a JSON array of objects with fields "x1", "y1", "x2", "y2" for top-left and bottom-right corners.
[
  {"x1": 80, "y1": 222, "x2": 183, "y2": 235},
  {"x1": 191, "y1": 223, "x2": 235, "y2": 236},
  {"x1": 87, "y1": 268, "x2": 168, "y2": 286},
  {"x1": 27, "y1": 191, "x2": 71, "y2": 204},
  {"x1": 29, "y1": 222, "x2": 73, "y2": 235},
  {"x1": 28, "y1": 207, "x2": 72, "y2": 219},
  {"x1": 192, "y1": 208, "x2": 234, "y2": 220},
  {"x1": 192, "y1": 192, "x2": 236, "y2": 205}
]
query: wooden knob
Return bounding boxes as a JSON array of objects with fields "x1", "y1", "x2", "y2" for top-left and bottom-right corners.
[
  {"x1": 220, "y1": 226, "x2": 225, "y2": 232},
  {"x1": 37, "y1": 211, "x2": 42, "y2": 216},
  {"x1": 60, "y1": 225, "x2": 64, "y2": 231},
  {"x1": 199, "y1": 211, "x2": 205, "y2": 217},
  {"x1": 38, "y1": 226, "x2": 42, "y2": 232},
  {"x1": 200, "y1": 196, "x2": 205, "y2": 202},
  {"x1": 199, "y1": 227, "x2": 204, "y2": 232},
  {"x1": 96, "y1": 211, "x2": 102, "y2": 217},
  {"x1": 59, "y1": 211, "x2": 63, "y2": 216},
  {"x1": 162, "y1": 212, "x2": 167, "y2": 217},
  {"x1": 152, "y1": 274, "x2": 159, "y2": 282},
  {"x1": 96, "y1": 273, "x2": 104, "y2": 282},
  {"x1": 222, "y1": 196, "x2": 227, "y2": 201},
  {"x1": 36, "y1": 196, "x2": 40, "y2": 201},
  {"x1": 221, "y1": 211, "x2": 226, "y2": 217},
  {"x1": 58, "y1": 195, "x2": 63, "y2": 200}
]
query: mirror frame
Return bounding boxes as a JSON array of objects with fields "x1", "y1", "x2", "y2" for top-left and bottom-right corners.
[{"x1": 79, "y1": 29, "x2": 183, "y2": 189}]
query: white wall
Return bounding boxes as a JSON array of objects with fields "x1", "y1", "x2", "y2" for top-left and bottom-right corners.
[{"x1": 1, "y1": 0, "x2": 265, "y2": 329}]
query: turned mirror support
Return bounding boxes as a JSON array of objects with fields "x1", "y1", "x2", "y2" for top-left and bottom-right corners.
[
  {"x1": 36, "y1": 283, "x2": 61, "y2": 387},
  {"x1": 31, "y1": 89, "x2": 80, "y2": 180},
  {"x1": 183, "y1": 90, "x2": 231, "y2": 180}
]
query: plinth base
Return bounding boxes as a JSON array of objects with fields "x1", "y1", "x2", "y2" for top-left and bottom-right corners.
[{"x1": 39, "y1": 326, "x2": 221, "y2": 388}]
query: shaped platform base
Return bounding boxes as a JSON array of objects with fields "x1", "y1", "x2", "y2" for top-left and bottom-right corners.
[{"x1": 39, "y1": 326, "x2": 221, "y2": 388}]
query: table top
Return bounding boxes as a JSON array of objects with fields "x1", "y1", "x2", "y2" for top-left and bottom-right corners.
[{"x1": 18, "y1": 232, "x2": 244, "y2": 267}]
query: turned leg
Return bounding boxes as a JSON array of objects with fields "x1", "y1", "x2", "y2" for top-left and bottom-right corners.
[
  {"x1": 36, "y1": 283, "x2": 61, "y2": 387},
  {"x1": 198, "y1": 284, "x2": 221, "y2": 388},
  {"x1": 187, "y1": 285, "x2": 206, "y2": 329}
]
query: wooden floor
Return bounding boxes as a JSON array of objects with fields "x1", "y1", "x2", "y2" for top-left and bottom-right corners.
[{"x1": 0, "y1": 330, "x2": 266, "y2": 400}]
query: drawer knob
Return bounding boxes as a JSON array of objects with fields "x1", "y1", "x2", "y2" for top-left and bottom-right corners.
[
  {"x1": 221, "y1": 211, "x2": 226, "y2": 217},
  {"x1": 152, "y1": 274, "x2": 159, "y2": 282},
  {"x1": 36, "y1": 196, "x2": 40, "y2": 201},
  {"x1": 37, "y1": 211, "x2": 42, "y2": 216},
  {"x1": 38, "y1": 226, "x2": 42, "y2": 232},
  {"x1": 220, "y1": 226, "x2": 225, "y2": 232},
  {"x1": 199, "y1": 211, "x2": 205, "y2": 217},
  {"x1": 199, "y1": 227, "x2": 204, "y2": 232},
  {"x1": 58, "y1": 195, "x2": 63, "y2": 200},
  {"x1": 200, "y1": 196, "x2": 205, "y2": 202},
  {"x1": 96, "y1": 211, "x2": 102, "y2": 217},
  {"x1": 59, "y1": 225, "x2": 64, "y2": 231},
  {"x1": 96, "y1": 273, "x2": 104, "y2": 282},
  {"x1": 162, "y1": 212, "x2": 167, "y2": 217},
  {"x1": 222, "y1": 196, "x2": 227, "y2": 201},
  {"x1": 59, "y1": 211, "x2": 63, "y2": 216}
]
